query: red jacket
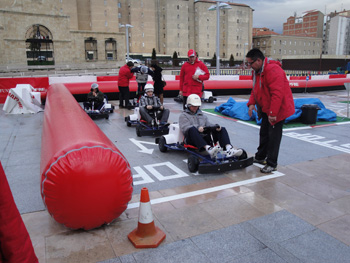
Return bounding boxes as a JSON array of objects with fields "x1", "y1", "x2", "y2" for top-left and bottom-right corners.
[
  {"x1": 247, "y1": 58, "x2": 294, "y2": 125},
  {"x1": 179, "y1": 59, "x2": 210, "y2": 97},
  {"x1": 118, "y1": 64, "x2": 134, "y2": 87}
]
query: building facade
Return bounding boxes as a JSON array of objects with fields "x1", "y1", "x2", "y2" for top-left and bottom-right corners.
[
  {"x1": 324, "y1": 10, "x2": 350, "y2": 55},
  {"x1": 283, "y1": 10, "x2": 324, "y2": 38},
  {"x1": 0, "y1": 0, "x2": 127, "y2": 67},
  {"x1": 0, "y1": 0, "x2": 253, "y2": 67},
  {"x1": 252, "y1": 34, "x2": 322, "y2": 61}
]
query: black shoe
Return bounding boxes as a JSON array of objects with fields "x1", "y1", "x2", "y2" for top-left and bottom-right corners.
[
  {"x1": 260, "y1": 165, "x2": 277, "y2": 173},
  {"x1": 253, "y1": 157, "x2": 267, "y2": 165}
]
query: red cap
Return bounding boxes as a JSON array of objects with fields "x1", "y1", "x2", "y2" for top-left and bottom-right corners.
[{"x1": 187, "y1": 49, "x2": 196, "y2": 57}]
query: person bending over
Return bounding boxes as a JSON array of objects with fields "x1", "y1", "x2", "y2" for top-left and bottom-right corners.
[{"x1": 179, "y1": 94, "x2": 242, "y2": 158}]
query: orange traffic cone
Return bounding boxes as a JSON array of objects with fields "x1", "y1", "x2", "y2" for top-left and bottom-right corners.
[{"x1": 128, "y1": 187, "x2": 166, "y2": 248}]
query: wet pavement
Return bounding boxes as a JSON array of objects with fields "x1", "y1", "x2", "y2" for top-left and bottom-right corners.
[{"x1": 1, "y1": 89, "x2": 350, "y2": 263}]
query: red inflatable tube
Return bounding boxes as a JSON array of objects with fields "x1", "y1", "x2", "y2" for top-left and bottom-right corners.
[
  {"x1": 40, "y1": 83, "x2": 133, "y2": 230},
  {"x1": 0, "y1": 162, "x2": 38, "y2": 263}
]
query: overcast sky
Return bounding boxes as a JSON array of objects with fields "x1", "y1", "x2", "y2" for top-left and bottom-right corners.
[{"x1": 228, "y1": 0, "x2": 349, "y2": 33}]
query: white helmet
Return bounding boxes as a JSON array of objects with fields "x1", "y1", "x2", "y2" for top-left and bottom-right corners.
[
  {"x1": 144, "y1": 84, "x2": 154, "y2": 93},
  {"x1": 140, "y1": 66, "x2": 148, "y2": 74},
  {"x1": 186, "y1": 94, "x2": 201, "y2": 107},
  {"x1": 91, "y1": 83, "x2": 99, "y2": 89}
]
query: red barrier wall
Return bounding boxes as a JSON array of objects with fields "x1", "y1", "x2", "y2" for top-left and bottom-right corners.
[
  {"x1": 40, "y1": 83, "x2": 133, "y2": 230},
  {"x1": 0, "y1": 77, "x2": 49, "y2": 103}
]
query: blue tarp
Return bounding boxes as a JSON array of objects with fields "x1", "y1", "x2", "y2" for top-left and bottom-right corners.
[{"x1": 214, "y1": 98, "x2": 337, "y2": 124}]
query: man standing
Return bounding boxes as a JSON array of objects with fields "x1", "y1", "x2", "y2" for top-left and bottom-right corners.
[
  {"x1": 118, "y1": 61, "x2": 134, "y2": 108},
  {"x1": 179, "y1": 49, "x2": 210, "y2": 110},
  {"x1": 246, "y1": 48, "x2": 294, "y2": 173}
]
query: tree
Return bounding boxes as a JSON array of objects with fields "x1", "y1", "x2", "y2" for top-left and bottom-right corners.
[
  {"x1": 212, "y1": 53, "x2": 217, "y2": 67},
  {"x1": 172, "y1": 51, "x2": 179, "y2": 67},
  {"x1": 152, "y1": 48, "x2": 157, "y2": 60},
  {"x1": 229, "y1": 54, "x2": 234, "y2": 67}
]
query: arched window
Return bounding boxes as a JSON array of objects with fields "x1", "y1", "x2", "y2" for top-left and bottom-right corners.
[
  {"x1": 25, "y1": 24, "x2": 54, "y2": 65},
  {"x1": 85, "y1": 37, "x2": 98, "y2": 61},
  {"x1": 105, "y1": 38, "x2": 117, "y2": 60}
]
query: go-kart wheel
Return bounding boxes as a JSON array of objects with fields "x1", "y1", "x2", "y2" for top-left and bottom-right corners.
[
  {"x1": 238, "y1": 149, "x2": 248, "y2": 160},
  {"x1": 126, "y1": 116, "x2": 131, "y2": 127},
  {"x1": 188, "y1": 155, "x2": 199, "y2": 173},
  {"x1": 105, "y1": 115, "x2": 109, "y2": 119},
  {"x1": 208, "y1": 96, "x2": 214, "y2": 103},
  {"x1": 136, "y1": 125, "x2": 142, "y2": 137},
  {"x1": 158, "y1": 136, "x2": 167, "y2": 152}
]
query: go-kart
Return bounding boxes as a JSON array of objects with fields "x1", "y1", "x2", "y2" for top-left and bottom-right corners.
[
  {"x1": 174, "y1": 91, "x2": 217, "y2": 104},
  {"x1": 155, "y1": 123, "x2": 253, "y2": 173},
  {"x1": 125, "y1": 106, "x2": 170, "y2": 137},
  {"x1": 83, "y1": 95, "x2": 114, "y2": 120}
]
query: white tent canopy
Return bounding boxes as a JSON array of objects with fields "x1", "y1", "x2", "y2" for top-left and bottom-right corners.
[{"x1": 3, "y1": 84, "x2": 43, "y2": 114}]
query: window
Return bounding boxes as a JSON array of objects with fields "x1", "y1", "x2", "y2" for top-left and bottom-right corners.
[
  {"x1": 25, "y1": 24, "x2": 54, "y2": 65},
  {"x1": 118, "y1": 2, "x2": 121, "y2": 8},
  {"x1": 105, "y1": 38, "x2": 117, "y2": 60},
  {"x1": 85, "y1": 37, "x2": 98, "y2": 61},
  {"x1": 207, "y1": 52, "x2": 209, "y2": 56}
]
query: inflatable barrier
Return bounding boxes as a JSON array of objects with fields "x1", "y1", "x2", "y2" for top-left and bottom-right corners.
[
  {"x1": 0, "y1": 161, "x2": 38, "y2": 262},
  {"x1": 40, "y1": 83, "x2": 133, "y2": 230}
]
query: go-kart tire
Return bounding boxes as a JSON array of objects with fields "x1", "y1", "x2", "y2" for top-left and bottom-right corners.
[
  {"x1": 136, "y1": 125, "x2": 142, "y2": 137},
  {"x1": 105, "y1": 115, "x2": 109, "y2": 119},
  {"x1": 158, "y1": 136, "x2": 167, "y2": 152},
  {"x1": 208, "y1": 96, "x2": 214, "y2": 103},
  {"x1": 126, "y1": 116, "x2": 131, "y2": 127},
  {"x1": 188, "y1": 155, "x2": 199, "y2": 173},
  {"x1": 238, "y1": 149, "x2": 248, "y2": 160}
]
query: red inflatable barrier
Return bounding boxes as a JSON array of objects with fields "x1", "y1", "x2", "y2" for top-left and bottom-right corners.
[
  {"x1": 0, "y1": 162, "x2": 38, "y2": 263},
  {"x1": 97, "y1": 76, "x2": 118, "y2": 81},
  {"x1": 40, "y1": 83, "x2": 133, "y2": 230},
  {"x1": 0, "y1": 77, "x2": 49, "y2": 103}
]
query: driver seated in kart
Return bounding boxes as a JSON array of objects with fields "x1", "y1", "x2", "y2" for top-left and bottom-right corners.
[
  {"x1": 179, "y1": 94, "x2": 243, "y2": 158},
  {"x1": 84, "y1": 83, "x2": 105, "y2": 110},
  {"x1": 139, "y1": 84, "x2": 170, "y2": 126}
]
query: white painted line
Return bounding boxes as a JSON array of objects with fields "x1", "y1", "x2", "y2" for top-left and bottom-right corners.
[{"x1": 127, "y1": 168, "x2": 285, "y2": 209}]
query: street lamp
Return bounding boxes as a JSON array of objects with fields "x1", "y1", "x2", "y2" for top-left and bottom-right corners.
[
  {"x1": 119, "y1": 23, "x2": 133, "y2": 62},
  {"x1": 208, "y1": 1, "x2": 231, "y2": 75},
  {"x1": 243, "y1": 42, "x2": 248, "y2": 69}
]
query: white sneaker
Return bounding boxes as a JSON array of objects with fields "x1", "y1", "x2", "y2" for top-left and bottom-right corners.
[
  {"x1": 207, "y1": 145, "x2": 220, "y2": 159},
  {"x1": 226, "y1": 147, "x2": 243, "y2": 157}
]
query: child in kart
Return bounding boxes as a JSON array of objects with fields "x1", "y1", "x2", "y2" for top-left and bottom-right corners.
[
  {"x1": 179, "y1": 94, "x2": 242, "y2": 158},
  {"x1": 84, "y1": 83, "x2": 105, "y2": 110},
  {"x1": 139, "y1": 84, "x2": 170, "y2": 126}
]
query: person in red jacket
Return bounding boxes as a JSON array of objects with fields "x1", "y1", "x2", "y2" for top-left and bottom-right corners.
[
  {"x1": 118, "y1": 61, "x2": 134, "y2": 108},
  {"x1": 246, "y1": 48, "x2": 295, "y2": 173},
  {"x1": 179, "y1": 49, "x2": 210, "y2": 110}
]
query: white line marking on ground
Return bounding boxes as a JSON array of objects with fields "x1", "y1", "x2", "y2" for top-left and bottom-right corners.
[{"x1": 127, "y1": 168, "x2": 284, "y2": 209}]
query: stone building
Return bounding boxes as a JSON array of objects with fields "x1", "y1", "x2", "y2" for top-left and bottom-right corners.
[
  {"x1": 253, "y1": 33, "x2": 322, "y2": 61},
  {"x1": 0, "y1": 0, "x2": 125, "y2": 67},
  {"x1": 0, "y1": 0, "x2": 253, "y2": 67}
]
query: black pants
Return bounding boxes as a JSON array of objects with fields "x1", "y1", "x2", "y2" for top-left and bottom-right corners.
[
  {"x1": 118, "y1": 86, "x2": 130, "y2": 107},
  {"x1": 185, "y1": 126, "x2": 231, "y2": 150},
  {"x1": 182, "y1": 95, "x2": 187, "y2": 110},
  {"x1": 255, "y1": 112, "x2": 284, "y2": 168},
  {"x1": 139, "y1": 107, "x2": 170, "y2": 124},
  {"x1": 137, "y1": 83, "x2": 146, "y2": 98}
]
